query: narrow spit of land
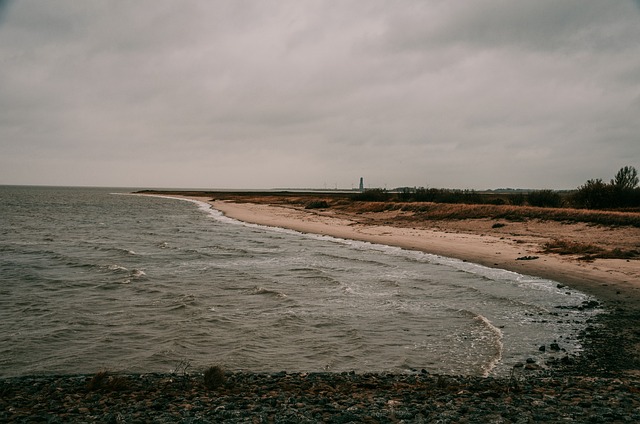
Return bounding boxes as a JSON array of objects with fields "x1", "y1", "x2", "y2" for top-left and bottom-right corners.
[{"x1": 3, "y1": 190, "x2": 639, "y2": 423}]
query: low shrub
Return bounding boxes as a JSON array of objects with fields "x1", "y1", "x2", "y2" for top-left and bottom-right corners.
[
  {"x1": 509, "y1": 193, "x2": 526, "y2": 206},
  {"x1": 86, "y1": 370, "x2": 109, "y2": 391},
  {"x1": 86, "y1": 370, "x2": 131, "y2": 392},
  {"x1": 203, "y1": 365, "x2": 226, "y2": 390},
  {"x1": 351, "y1": 189, "x2": 392, "y2": 202},
  {"x1": 527, "y1": 190, "x2": 563, "y2": 208},
  {"x1": 539, "y1": 240, "x2": 640, "y2": 260},
  {"x1": 305, "y1": 200, "x2": 329, "y2": 209},
  {"x1": 542, "y1": 239, "x2": 603, "y2": 256}
]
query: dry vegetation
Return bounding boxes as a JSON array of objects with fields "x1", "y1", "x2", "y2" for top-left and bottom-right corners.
[
  {"x1": 188, "y1": 191, "x2": 640, "y2": 228},
  {"x1": 86, "y1": 370, "x2": 132, "y2": 392},
  {"x1": 325, "y1": 201, "x2": 640, "y2": 227},
  {"x1": 542, "y1": 240, "x2": 640, "y2": 261}
]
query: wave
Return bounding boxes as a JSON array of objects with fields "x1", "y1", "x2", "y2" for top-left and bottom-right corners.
[
  {"x1": 314, "y1": 252, "x2": 393, "y2": 268},
  {"x1": 458, "y1": 309, "x2": 504, "y2": 377},
  {"x1": 246, "y1": 286, "x2": 288, "y2": 299},
  {"x1": 473, "y1": 314, "x2": 505, "y2": 377},
  {"x1": 91, "y1": 245, "x2": 137, "y2": 256},
  {"x1": 107, "y1": 264, "x2": 128, "y2": 272}
]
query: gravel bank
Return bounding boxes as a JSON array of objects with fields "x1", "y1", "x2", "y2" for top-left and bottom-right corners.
[{"x1": 2, "y1": 371, "x2": 640, "y2": 423}]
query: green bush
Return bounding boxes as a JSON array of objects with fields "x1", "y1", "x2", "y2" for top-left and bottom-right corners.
[{"x1": 527, "y1": 190, "x2": 562, "y2": 208}]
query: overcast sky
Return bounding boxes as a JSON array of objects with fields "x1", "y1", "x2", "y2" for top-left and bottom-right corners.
[{"x1": 1, "y1": 1, "x2": 639, "y2": 190}]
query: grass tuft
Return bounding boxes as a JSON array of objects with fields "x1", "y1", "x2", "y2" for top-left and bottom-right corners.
[
  {"x1": 86, "y1": 370, "x2": 131, "y2": 392},
  {"x1": 542, "y1": 240, "x2": 603, "y2": 256},
  {"x1": 542, "y1": 239, "x2": 640, "y2": 261},
  {"x1": 203, "y1": 365, "x2": 226, "y2": 390}
]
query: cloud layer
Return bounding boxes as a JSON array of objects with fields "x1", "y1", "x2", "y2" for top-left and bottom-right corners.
[{"x1": 1, "y1": 0, "x2": 639, "y2": 189}]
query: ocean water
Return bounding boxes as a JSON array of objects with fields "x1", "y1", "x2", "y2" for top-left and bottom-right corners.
[{"x1": 0, "y1": 186, "x2": 599, "y2": 378}]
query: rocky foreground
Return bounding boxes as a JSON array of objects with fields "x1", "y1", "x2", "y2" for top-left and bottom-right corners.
[{"x1": 2, "y1": 370, "x2": 640, "y2": 423}]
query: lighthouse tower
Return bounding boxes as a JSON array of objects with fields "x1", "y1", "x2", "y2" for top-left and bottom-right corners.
[{"x1": 359, "y1": 177, "x2": 364, "y2": 192}]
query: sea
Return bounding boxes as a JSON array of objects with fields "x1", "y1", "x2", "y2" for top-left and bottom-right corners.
[{"x1": 0, "y1": 186, "x2": 600, "y2": 378}]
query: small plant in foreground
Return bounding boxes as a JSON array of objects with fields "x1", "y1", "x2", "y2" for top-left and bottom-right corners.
[
  {"x1": 204, "y1": 365, "x2": 226, "y2": 389},
  {"x1": 86, "y1": 370, "x2": 131, "y2": 392},
  {"x1": 173, "y1": 359, "x2": 191, "y2": 376},
  {"x1": 87, "y1": 370, "x2": 109, "y2": 391}
]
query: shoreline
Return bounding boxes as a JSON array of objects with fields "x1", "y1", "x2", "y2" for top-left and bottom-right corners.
[{"x1": 202, "y1": 197, "x2": 640, "y2": 378}]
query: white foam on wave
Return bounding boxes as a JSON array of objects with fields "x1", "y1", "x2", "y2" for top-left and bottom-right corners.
[
  {"x1": 452, "y1": 308, "x2": 505, "y2": 376},
  {"x1": 131, "y1": 269, "x2": 146, "y2": 278},
  {"x1": 107, "y1": 264, "x2": 128, "y2": 272},
  {"x1": 247, "y1": 285, "x2": 288, "y2": 298},
  {"x1": 473, "y1": 314, "x2": 505, "y2": 377}
]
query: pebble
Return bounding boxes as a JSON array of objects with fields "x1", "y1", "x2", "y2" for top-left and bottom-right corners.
[{"x1": 2, "y1": 372, "x2": 640, "y2": 423}]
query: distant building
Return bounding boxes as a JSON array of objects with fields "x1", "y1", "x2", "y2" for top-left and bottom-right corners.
[{"x1": 359, "y1": 177, "x2": 364, "y2": 192}]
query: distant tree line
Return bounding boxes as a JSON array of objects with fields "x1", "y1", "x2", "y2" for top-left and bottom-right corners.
[{"x1": 350, "y1": 166, "x2": 640, "y2": 210}]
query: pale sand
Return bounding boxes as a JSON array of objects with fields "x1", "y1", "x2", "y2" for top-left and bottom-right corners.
[{"x1": 209, "y1": 199, "x2": 640, "y2": 308}]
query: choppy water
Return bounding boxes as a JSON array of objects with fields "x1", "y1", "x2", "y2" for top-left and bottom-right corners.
[{"x1": 0, "y1": 186, "x2": 599, "y2": 378}]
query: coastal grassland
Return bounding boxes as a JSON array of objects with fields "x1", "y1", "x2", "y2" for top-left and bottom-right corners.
[
  {"x1": 161, "y1": 190, "x2": 640, "y2": 228},
  {"x1": 336, "y1": 201, "x2": 640, "y2": 228}
]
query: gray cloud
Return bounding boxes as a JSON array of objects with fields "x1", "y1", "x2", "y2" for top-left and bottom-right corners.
[{"x1": 1, "y1": 0, "x2": 639, "y2": 189}]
